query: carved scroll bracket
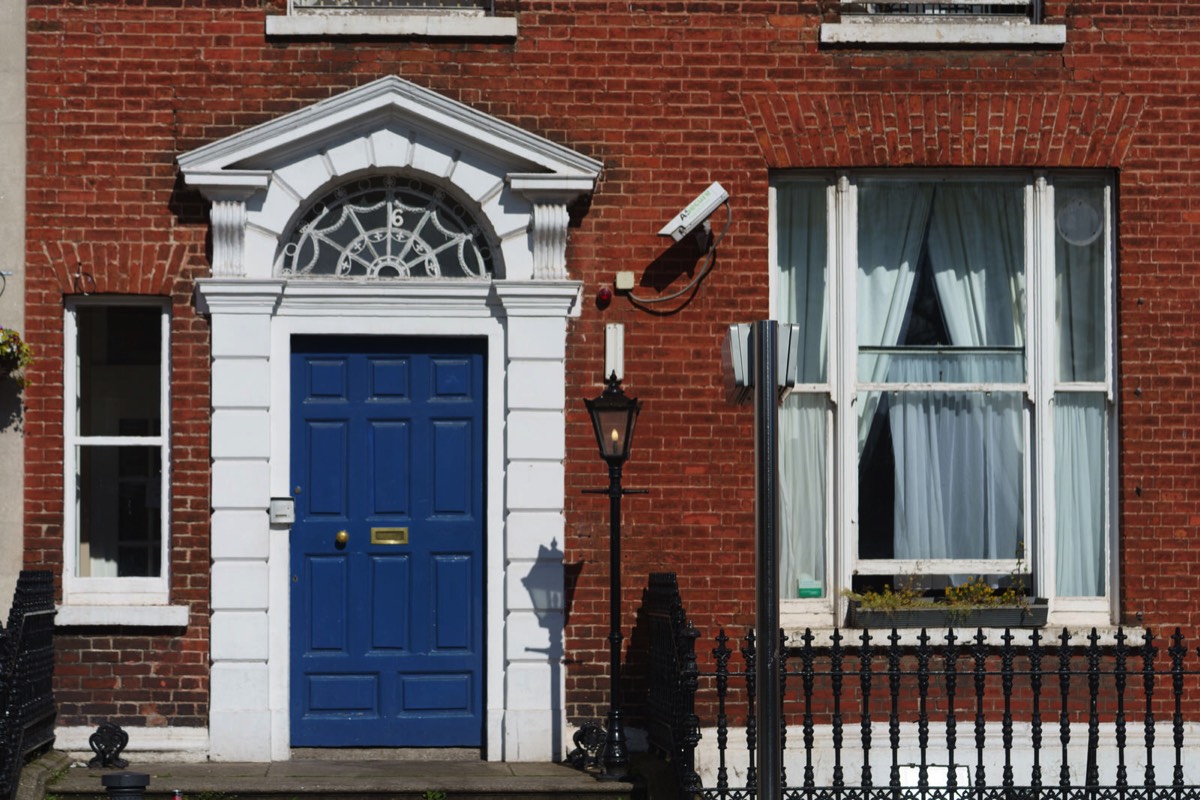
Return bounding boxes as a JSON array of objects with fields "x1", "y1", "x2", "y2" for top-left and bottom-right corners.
[
  {"x1": 184, "y1": 170, "x2": 271, "y2": 278},
  {"x1": 509, "y1": 174, "x2": 597, "y2": 281}
]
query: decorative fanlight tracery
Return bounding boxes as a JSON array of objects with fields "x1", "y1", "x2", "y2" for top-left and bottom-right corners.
[{"x1": 275, "y1": 176, "x2": 493, "y2": 279}]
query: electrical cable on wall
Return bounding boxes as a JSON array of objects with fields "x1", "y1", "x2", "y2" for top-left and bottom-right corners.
[{"x1": 624, "y1": 196, "x2": 732, "y2": 309}]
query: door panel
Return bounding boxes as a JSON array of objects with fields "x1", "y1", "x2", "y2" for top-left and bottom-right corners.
[{"x1": 290, "y1": 336, "x2": 485, "y2": 747}]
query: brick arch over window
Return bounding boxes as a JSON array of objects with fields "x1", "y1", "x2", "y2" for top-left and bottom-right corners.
[{"x1": 742, "y1": 92, "x2": 1147, "y2": 168}]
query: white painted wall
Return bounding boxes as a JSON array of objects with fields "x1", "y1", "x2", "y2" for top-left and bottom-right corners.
[{"x1": 0, "y1": 0, "x2": 25, "y2": 612}]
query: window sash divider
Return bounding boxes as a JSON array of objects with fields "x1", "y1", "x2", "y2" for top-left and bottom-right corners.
[
  {"x1": 72, "y1": 436, "x2": 166, "y2": 447},
  {"x1": 857, "y1": 381, "x2": 1028, "y2": 393}
]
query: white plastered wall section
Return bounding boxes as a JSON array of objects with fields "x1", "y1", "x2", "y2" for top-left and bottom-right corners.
[
  {"x1": 0, "y1": 0, "x2": 24, "y2": 612},
  {"x1": 179, "y1": 76, "x2": 601, "y2": 762}
]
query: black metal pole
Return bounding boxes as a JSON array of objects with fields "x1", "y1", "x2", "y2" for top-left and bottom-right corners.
[
  {"x1": 600, "y1": 460, "x2": 629, "y2": 781},
  {"x1": 752, "y1": 320, "x2": 782, "y2": 800}
]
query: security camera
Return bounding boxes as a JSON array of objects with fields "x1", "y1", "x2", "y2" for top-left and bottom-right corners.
[{"x1": 658, "y1": 182, "x2": 730, "y2": 242}]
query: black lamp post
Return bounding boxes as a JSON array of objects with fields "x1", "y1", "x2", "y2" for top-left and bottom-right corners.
[{"x1": 583, "y1": 372, "x2": 643, "y2": 782}]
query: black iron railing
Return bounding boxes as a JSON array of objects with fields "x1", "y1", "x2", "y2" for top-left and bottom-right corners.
[
  {"x1": 0, "y1": 571, "x2": 57, "y2": 800},
  {"x1": 644, "y1": 573, "x2": 1200, "y2": 800}
]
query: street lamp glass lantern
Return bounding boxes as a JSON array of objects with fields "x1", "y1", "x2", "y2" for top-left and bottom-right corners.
[{"x1": 585, "y1": 373, "x2": 641, "y2": 466}]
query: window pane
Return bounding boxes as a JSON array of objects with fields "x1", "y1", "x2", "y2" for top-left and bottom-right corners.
[
  {"x1": 858, "y1": 180, "x2": 1025, "y2": 352},
  {"x1": 1054, "y1": 393, "x2": 1106, "y2": 596},
  {"x1": 858, "y1": 390, "x2": 1024, "y2": 562},
  {"x1": 77, "y1": 306, "x2": 161, "y2": 437},
  {"x1": 1055, "y1": 181, "x2": 1107, "y2": 382},
  {"x1": 859, "y1": 348, "x2": 1024, "y2": 384},
  {"x1": 78, "y1": 445, "x2": 163, "y2": 578},
  {"x1": 780, "y1": 393, "x2": 826, "y2": 598},
  {"x1": 776, "y1": 182, "x2": 827, "y2": 383}
]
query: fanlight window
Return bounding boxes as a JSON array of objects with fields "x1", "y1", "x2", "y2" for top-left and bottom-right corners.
[{"x1": 276, "y1": 176, "x2": 493, "y2": 279}]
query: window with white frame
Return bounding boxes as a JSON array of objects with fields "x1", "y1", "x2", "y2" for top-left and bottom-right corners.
[
  {"x1": 775, "y1": 172, "x2": 1114, "y2": 621},
  {"x1": 819, "y1": 0, "x2": 1066, "y2": 45},
  {"x1": 840, "y1": 1, "x2": 1039, "y2": 22},
  {"x1": 64, "y1": 300, "x2": 170, "y2": 603}
]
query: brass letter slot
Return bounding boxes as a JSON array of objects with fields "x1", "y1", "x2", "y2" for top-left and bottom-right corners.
[{"x1": 371, "y1": 527, "x2": 409, "y2": 545}]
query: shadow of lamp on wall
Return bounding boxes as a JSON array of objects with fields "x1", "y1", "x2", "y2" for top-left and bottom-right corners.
[{"x1": 520, "y1": 539, "x2": 569, "y2": 760}]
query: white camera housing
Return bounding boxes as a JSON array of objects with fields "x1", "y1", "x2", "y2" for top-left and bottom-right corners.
[{"x1": 658, "y1": 181, "x2": 729, "y2": 242}]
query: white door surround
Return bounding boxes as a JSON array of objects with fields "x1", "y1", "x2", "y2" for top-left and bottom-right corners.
[{"x1": 179, "y1": 77, "x2": 601, "y2": 762}]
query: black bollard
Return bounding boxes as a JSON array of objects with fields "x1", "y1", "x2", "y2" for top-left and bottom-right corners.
[{"x1": 101, "y1": 771, "x2": 150, "y2": 800}]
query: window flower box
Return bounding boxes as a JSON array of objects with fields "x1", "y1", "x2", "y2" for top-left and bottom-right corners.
[{"x1": 846, "y1": 597, "x2": 1049, "y2": 629}]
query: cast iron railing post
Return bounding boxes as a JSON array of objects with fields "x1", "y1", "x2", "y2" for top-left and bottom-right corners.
[
  {"x1": 1171, "y1": 628, "x2": 1186, "y2": 790},
  {"x1": 1087, "y1": 629, "x2": 1102, "y2": 790},
  {"x1": 860, "y1": 629, "x2": 875, "y2": 789},
  {"x1": 1059, "y1": 628, "x2": 1073, "y2": 792},
  {"x1": 831, "y1": 627, "x2": 845, "y2": 789},
  {"x1": 713, "y1": 629, "x2": 732, "y2": 795},
  {"x1": 801, "y1": 628, "x2": 816, "y2": 791},
  {"x1": 917, "y1": 629, "x2": 931, "y2": 791},
  {"x1": 1030, "y1": 627, "x2": 1045, "y2": 792},
  {"x1": 888, "y1": 629, "x2": 901, "y2": 793},
  {"x1": 945, "y1": 628, "x2": 960, "y2": 794},
  {"x1": 1144, "y1": 628, "x2": 1157, "y2": 789},
  {"x1": 973, "y1": 629, "x2": 988, "y2": 797},
  {"x1": 1001, "y1": 628, "x2": 1015, "y2": 791},
  {"x1": 743, "y1": 629, "x2": 758, "y2": 794},
  {"x1": 1115, "y1": 627, "x2": 1129, "y2": 790}
]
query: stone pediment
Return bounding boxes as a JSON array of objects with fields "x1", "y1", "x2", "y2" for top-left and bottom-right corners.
[{"x1": 178, "y1": 77, "x2": 601, "y2": 281}]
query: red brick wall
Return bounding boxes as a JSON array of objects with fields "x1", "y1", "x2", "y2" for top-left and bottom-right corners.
[{"x1": 24, "y1": 0, "x2": 1200, "y2": 725}]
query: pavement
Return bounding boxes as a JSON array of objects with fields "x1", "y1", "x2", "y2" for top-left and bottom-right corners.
[{"x1": 30, "y1": 751, "x2": 644, "y2": 800}]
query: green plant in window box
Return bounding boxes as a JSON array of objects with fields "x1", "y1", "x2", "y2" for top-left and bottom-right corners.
[
  {"x1": 844, "y1": 567, "x2": 1048, "y2": 629},
  {"x1": 0, "y1": 326, "x2": 32, "y2": 387}
]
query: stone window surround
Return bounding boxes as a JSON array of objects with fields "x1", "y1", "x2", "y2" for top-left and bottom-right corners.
[
  {"x1": 58, "y1": 298, "x2": 175, "y2": 612},
  {"x1": 819, "y1": 20, "x2": 1066, "y2": 45},
  {"x1": 265, "y1": 1, "x2": 517, "y2": 38},
  {"x1": 171, "y1": 77, "x2": 601, "y2": 763}
]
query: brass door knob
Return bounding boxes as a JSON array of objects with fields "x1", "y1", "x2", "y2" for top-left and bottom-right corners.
[{"x1": 335, "y1": 530, "x2": 349, "y2": 545}]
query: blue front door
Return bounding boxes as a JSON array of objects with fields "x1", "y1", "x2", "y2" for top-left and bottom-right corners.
[{"x1": 289, "y1": 336, "x2": 485, "y2": 747}]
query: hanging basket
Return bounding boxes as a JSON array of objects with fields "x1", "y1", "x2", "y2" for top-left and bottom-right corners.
[{"x1": 0, "y1": 327, "x2": 33, "y2": 386}]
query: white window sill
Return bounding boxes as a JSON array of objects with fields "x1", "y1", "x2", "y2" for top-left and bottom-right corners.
[
  {"x1": 820, "y1": 22, "x2": 1066, "y2": 46},
  {"x1": 56, "y1": 604, "x2": 190, "y2": 628},
  {"x1": 265, "y1": 12, "x2": 517, "y2": 38}
]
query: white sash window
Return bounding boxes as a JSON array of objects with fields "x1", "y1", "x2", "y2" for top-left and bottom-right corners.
[
  {"x1": 63, "y1": 299, "x2": 171, "y2": 606},
  {"x1": 774, "y1": 171, "x2": 1115, "y2": 626}
]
